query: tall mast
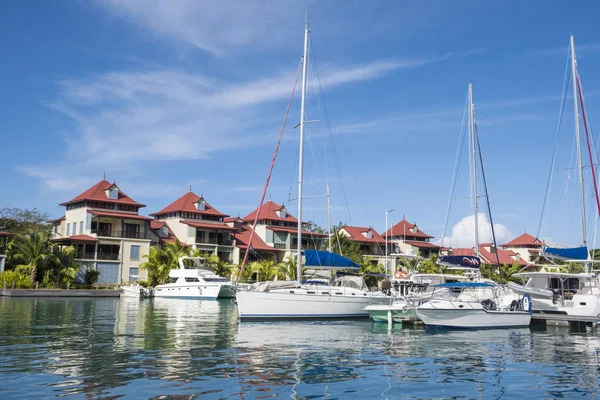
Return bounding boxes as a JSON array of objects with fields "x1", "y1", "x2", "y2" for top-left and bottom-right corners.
[
  {"x1": 296, "y1": 23, "x2": 310, "y2": 283},
  {"x1": 327, "y1": 183, "x2": 332, "y2": 253},
  {"x1": 570, "y1": 35, "x2": 587, "y2": 246},
  {"x1": 469, "y1": 82, "x2": 480, "y2": 256}
]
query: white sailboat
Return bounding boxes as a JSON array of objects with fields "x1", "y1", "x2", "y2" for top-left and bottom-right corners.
[
  {"x1": 154, "y1": 256, "x2": 235, "y2": 299},
  {"x1": 235, "y1": 23, "x2": 389, "y2": 319},
  {"x1": 506, "y1": 35, "x2": 600, "y2": 320},
  {"x1": 416, "y1": 83, "x2": 531, "y2": 328}
]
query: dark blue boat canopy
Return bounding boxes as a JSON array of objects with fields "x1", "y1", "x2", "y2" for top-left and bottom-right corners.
[{"x1": 303, "y1": 250, "x2": 361, "y2": 270}]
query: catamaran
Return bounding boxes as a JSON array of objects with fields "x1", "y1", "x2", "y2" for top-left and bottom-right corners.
[
  {"x1": 235, "y1": 23, "x2": 391, "y2": 319},
  {"x1": 505, "y1": 37, "x2": 600, "y2": 320}
]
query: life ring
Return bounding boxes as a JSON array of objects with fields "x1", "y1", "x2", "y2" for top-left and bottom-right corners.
[{"x1": 394, "y1": 270, "x2": 408, "y2": 280}]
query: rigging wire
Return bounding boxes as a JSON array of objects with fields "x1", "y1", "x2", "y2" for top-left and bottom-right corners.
[
  {"x1": 474, "y1": 121, "x2": 503, "y2": 281},
  {"x1": 536, "y1": 44, "x2": 572, "y2": 240},
  {"x1": 439, "y1": 91, "x2": 470, "y2": 249},
  {"x1": 236, "y1": 58, "x2": 303, "y2": 283}
]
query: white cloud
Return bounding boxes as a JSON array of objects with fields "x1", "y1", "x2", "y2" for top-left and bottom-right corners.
[{"x1": 439, "y1": 212, "x2": 513, "y2": 248}]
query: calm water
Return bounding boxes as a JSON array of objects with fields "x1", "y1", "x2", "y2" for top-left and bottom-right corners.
[{"x1": 0, "y1": 298, "x2": 599, "y2": 399}]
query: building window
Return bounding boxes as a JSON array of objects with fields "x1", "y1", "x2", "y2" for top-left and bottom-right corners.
[
  {"x1": 130, "y1": 245, "x2": 141, "y2": 261},
  {"x1": 129, "y1": 267, "x2": 139, "y2": 282},
  {"x1": 80, "y1": 221, "x2": 83, "y2": 234},
  {"x1": 66, "y1": 223, "x2": 70, "y2": 236},
  {"x1": 73, "y1": 222, "x2": 77, "y2": 236}
]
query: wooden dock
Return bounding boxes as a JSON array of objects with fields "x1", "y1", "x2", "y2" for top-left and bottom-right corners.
[{"x1": 531, "y1": 312, "x2": 599, "y2": 330}]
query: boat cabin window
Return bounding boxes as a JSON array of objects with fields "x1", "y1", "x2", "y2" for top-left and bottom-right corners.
[
  {"x1": 550, "y1": 277, "x2": 580, "y2": 292},
  {"x1": 203, "y1": 277, "x2": 229, "y2": 282},
  {"x1": 185, "y1": 277, "x2": 200, "y2": 282},
  {"x1": 169, "y1": 277, "x2": 178, "y2": 283}
]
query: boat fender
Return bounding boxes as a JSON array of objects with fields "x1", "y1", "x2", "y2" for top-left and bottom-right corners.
[
  {"x1": 521, "y1": 293, "x2": 532, "y2": 313},
  {"x1": 417, "y1": 301, "x2": 422, "y2": 307},
  {"x1": 394, "y1": 270, "x2": 409, "y2": 280}
]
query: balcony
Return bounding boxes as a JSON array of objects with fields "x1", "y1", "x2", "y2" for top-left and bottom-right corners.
[
  {"x1": 195, "y1": 237, "x2": 233, "y2": 246},
  {"x1": 273, "y1": 243, "x2": 288, "y2": 250},
  {"x1": 75, "y1": 251, "x2": 96, "y2": 260},
  {"x1": 91, "y1": 229, "x2": 148, "y2": 239}
]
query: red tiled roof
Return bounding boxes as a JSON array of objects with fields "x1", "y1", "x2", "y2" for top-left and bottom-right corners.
[
  {"x1": 88, "y1": 210, "x2": 152, "y2": 221},
  {"x1": 54, "y1": 234, "x2": 98, "y2": 243},
  {"x1": 60, "y1": 180, "x2": 145, "y2": 207},
  {"x1": 267, "y1": 226, "x2": 327, "y2": 236},
  {"x1": 224, "y1": 217, "x2": 242, "y2": 223},
  {"x1": 404, "y1": 240, "x2": 440, "y2": 249},
  {"x1": 150, "y1": 221, "x2": 179, "y2": 245},
  {"x1": 384, "y1": 219, "x2": 434, "y2": 239},
  {"x1": 341, "y1": 226, "x2": 386, "y2": 244},
  {"x1": 0, "y1": 232, "x2": 14, "y2": 237},
  {"x1": 501, "y1": 232, "x2": 543, "y2": 248},
  {"x1": 449, "y1": 246, "x2": 528, "y2": 266},
  {"x1": 48, "y1": 216, "x2": 66, "y2": 224},
  {"x1": 150, "y1": 191, "x2": 228, "y2": 217},
  {"x1": 235, "y1": 226, "x2": 277, "y2": 252},
  {"x1": 242, "y1": 200, "x2": 298, "y2": 223},
  {"x1": 180, "y1": 220, "x2": 238, "y2": 231}
]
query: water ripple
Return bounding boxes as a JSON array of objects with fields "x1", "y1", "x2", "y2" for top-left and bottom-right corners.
[{"x1": 0, "y1": 297, "x2": 600, "y2": 398}]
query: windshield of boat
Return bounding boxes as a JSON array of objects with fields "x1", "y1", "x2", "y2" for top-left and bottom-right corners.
[
  {"x1": 203, "y1": 277, "x2": 229, "y2": 282},
  {"x1": 331, "y1": 275, "x2": 368, "y2": 291}
]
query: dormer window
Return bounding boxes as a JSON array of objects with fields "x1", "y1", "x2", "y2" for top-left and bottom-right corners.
[
  {"x1": 159, "y1": 227, "x2": 169, "y2": 238},
  {"x1": 105, "y1": 185, "x2": 119, "y2": 200},
  {"x1": 195, "y1": 199, "x2": 206, "y2": 211},
  {"x1": 411, "y1": 226, "x2": 418, "y2": 234},
  {"x1": 364, "y1": 230, "x2": 372, "y2": 239},
  {"x1": 515, "y1": 253, "x2": 520, "y2": 261},
  {"x1": 276, "y1": 207, "x2": 287, "y2": 218}
]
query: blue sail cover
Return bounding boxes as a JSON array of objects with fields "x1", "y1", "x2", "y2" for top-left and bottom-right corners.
[
  {"x1": 542, "y1": 245, "x2": 589, "y2": 261},
  {"x1": 303, "y1": 250, "x2": 361, "y2": 270},
  {"x1": 438, "y1": 255, "x2": 481, "y2": 269}
]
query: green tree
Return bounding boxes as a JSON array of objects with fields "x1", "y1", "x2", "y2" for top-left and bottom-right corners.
[
  {"x1": 360, "y1": 258, "x2": 385, "y2": 288},
  {"x1": 250, "y1": 260, "x2": 284, "y2": 282},
  {"x1": 9, "y1": 231, "x2": 54, "y2": 283},
  {"x1": 279, "y1": 257, "x2": 298, "y2": 280},
  {"x1": 140, "y1": 246, "x2": 173, "y2": 286},
  {"x1": 201, "y1": 253, "x2": 234, "y2": 279},
  {"x1": 304, "y1": 221, "x2": 324, "y2": 233},
  {"x1": 45, "y1": 245, "x2": 84, "y2": 287},
  {"x1": 231, "y1": 262, "x2": 254, "y2": 283},
  {"x1": 326, "y1": 224, "x2": 364, "y2": 264},
  {"x1": 0, "y1": 207, "x2": 52, "y2": 235}
]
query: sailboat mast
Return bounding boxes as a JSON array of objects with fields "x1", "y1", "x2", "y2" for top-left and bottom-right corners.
[
  {"x1": 570, "y1": 34, "x2": 587, "y2": 246},
  {"x1": 469, "y1": 82, "x2": 480, "y2": 256},
  {"x1": 296, "y1": 23, "x2": 310, "y2": 283},
  {"x1": 327, "y1": 183, "x2": 332, "y2": 253}
]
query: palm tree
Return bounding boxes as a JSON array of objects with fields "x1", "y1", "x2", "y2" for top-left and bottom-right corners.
[
  {"x1": 250, "y1": 260, "x2": 283, "y2": 282},
  {"x1": 201, "y1": 253, "x2": 233, "y2": 279},
  {"x1": 279, "y1": 257, "x2": 298, "y2": 281},
  {"x1": 46, "y1": 245, "x2": 84, "y2": 287},
  {"x1": 140, "y1": 246, "x2": 172, "y2": 286},
  {"x1": 231, "y1": 262, "x2": 254, "y2": 283},
  {"x1": 10, "y1": 231, "x2": 54, "y2": 283},
  {"x1": 360, "y1": 258, "x2": 385, "y2": 288}
]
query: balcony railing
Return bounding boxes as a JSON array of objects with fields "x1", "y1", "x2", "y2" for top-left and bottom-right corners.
[
  {"x1": 273, "y1": 243, "x2": 288, "y2": 249},
  {"x1": 74, "y1": 252, "x2": 120, "y2": 261},
  {"x1": 195, "y1": 237, "x2": 233, "y2": 246},
  {"x1": 92, "y1": 229, "x2": 148, "y2": 239}
]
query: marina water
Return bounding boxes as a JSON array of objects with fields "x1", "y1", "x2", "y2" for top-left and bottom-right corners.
[{"x1": 1, "y1": 297, "x2": 599, "y2": 399}]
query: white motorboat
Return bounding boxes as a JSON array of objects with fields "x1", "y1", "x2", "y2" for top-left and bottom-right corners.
[
  {"x1": 507, "y1": 271, "x2": 600, "y2": 319},
  {"x1": 154, "y1": 256, "x2": 235, "y2": 299},
  {"x1": 236, "y1": 253, "x2": 389, "y2": 319},
  {"x1": 120, "y1": 281, "x2": 152, "y2": 298},
  {"x1": 416, "y1": 282, "x2": 532, "y2": 329},
  {"x1": 365, "y1": 273, "x2": 470, "y2": 323}
]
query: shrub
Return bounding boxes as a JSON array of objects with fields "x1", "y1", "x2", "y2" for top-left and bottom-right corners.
[{"x1": 84, "y1": 269, "x2": 101, "y2": 285}]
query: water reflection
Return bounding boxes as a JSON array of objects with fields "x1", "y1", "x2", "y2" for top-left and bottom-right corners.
[{"x1": 0, "y1": 297, "x2": 599, "y2": 399}]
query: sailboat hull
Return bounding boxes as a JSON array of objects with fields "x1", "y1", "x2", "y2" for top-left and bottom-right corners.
[{"x1": 236, "y1": 290, "x2": 388, "y2": 319}]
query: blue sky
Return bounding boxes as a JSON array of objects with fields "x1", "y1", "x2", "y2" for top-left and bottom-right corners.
[{"x1": 3, "y1": 1, "x2": 600, "y2": 248}]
